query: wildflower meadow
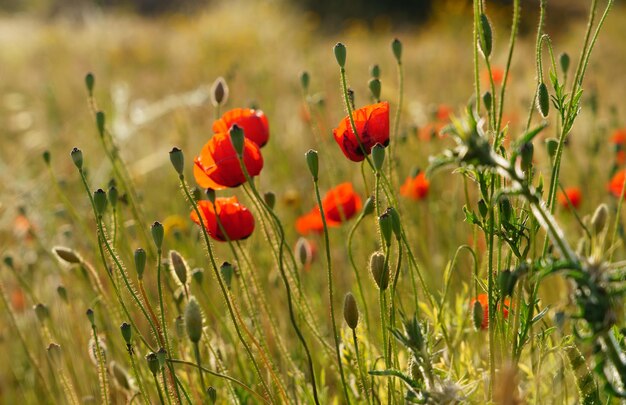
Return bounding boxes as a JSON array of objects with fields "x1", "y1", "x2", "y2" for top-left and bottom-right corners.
[{"x1": 1, "y1": 0, "x2": 625, "y2": 403}]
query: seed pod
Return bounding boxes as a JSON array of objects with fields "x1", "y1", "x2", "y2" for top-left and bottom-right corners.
[
  {"x1": 86, "y1": 308, "x2": 95, "y2": 326},
  {"x1": 70, "y1": 147, "x2": 83, "y2": 169},
  {"x1": 591, "y1": 204, "x2": 608, "y2": 236},
  {"x1": 559, "y1": 52, "x2": 570, "y2": 75},
  {"x1": 520, "y1": 142, "x2": 534, "y2": 172},
  {"x1": 391, "y1": 38, "x2": 403, "y2": 62},
  {"x1": 169, "y1": 250, "x2": 189, "y2": 288},
  {"x1": 42, "y1": 150, "x2": 51, "y2": 165},
  {"x1": 387, "y1": 207, "x2": 402, "y2": 241},
  {"x1": 378, "y1": 210, "x2": 393, "y2": 247},
  {"x1": 483, "y1": 91, "x2": 492, "y2": 112},
  {"x1": 205, "y1": 188, "x2": 216, "y2": 203},
  {"x1": 151, "y1": 222, "x2": 164, "y2": 250},
  {"x1": 169, "y1": 147, "x2": 185, "y2": 175},
  {"x1": 109, "y1": 361, "x2": 133, "y2": 391},
  {"x1": 108, "y1": 186, "x2": 118, "y2": 208},
  {"x1": 93, "y1": 189, "x2": 108, "y2": 216},
  {"x1": 220, "y1": 262, "x2": 234, "y2": 289},
  {"x1": 134, "y1": 248, "x2": 146, "y2": 280},
  {"x1": 185, "y1": 297, "x2": 203, "y2": 343},
  {"x1": 96, "y1": 111, "x2": 105, "y2": 137},
  {"x1": 472, "y1": 300, "x2": 484, "y2": 330},
  {"x1": 263, "y1": 191, "x2": 276, "y2": 210},
  {"x1": 229, "y1": 125, "x2": 245, "y2": 157},
  {"x1": 372, "y1": 143, "x2": 385, "y2": 172},
  {"x1": 478, "y1": 199, "x2": 488, "y2": 219},
  {"x1": 57, "y1": 285, "x2": 68, "y2": 302},
  {"x1": 146, "y1": 352, "x2": 160, "y2": 376},
  {"x1": 343, "y1": 292, "x2": 359, "y2": 329},
  {"x1": 545, "y1": 138, "x2": 558, "y2": 159},
  {"x1": 52, "y1": 246, "x2": 82, "y2": 264},
  {"x1": 210, "y1": 77, "x2": 229, "y2": 106},
  {"x1": 370, "y1": 64, "x2": 380, "y2": 79},
  {"x1": 191, "y1": 268, "x2": 204, "y2": 285},
  {"x1": 34, "y1": 303, "x2": 49, "y2": 322},
  {"x1": 305, "y1": 149, "x2": 319, "y2": 181},
  {"x1": 479, "y1": 14, "x2": 493, "y2": 58},
  {"x1": 370, "y1": 251, "x2": 389, "y2": 291},
  {"x1": 536, "y1": 82, "x2": 550, "y2": 118},
  {"x1": 120, "y1": 322, "x2": 132, "y2": 345},
  {"x1": 156, "y1": 348, "x2": 167, "y2": 369},
  {"x1": 85, "y1": 73, "x2": 95, "y2": 95},
  {"x1": 300, "y1": 71, "x2": 310, "y2": 92},
  {"x1": 47, "y1": 343, "x2": 63, "y2": 367},
  {"x1": 207, "y1": 387, "x2": 217, "y2": 404},
  {"x1": 334, "y1": 43, "x2": 347, "y2": 68},
  {"x1": 368, "y1": 78, "x2": 381, "y2": 101}
]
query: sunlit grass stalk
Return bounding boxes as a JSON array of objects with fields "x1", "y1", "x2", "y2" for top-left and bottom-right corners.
[
  {"x1": 177, "y1": 175, "x2": 276, "y2": 403},
  {"x1": 389, "y1": 46, "x2": 404, "y2": 186},
  {"x1": 127, "y1": 349, "x2": 151, "y2": 405},
  {"x1": 352, "y1": 330, "x2": 370, "y2": 405},
  {"x1": 311, "y1": 175, "x2": 351, "y2": 404},
  {"x1": 347, "y1": 214, "x2": 371, "y2": 331},
  {"x1": 153, "y1": 372, "x2": 166, "y2": 405},
  {"x1": 160, "y1": 368, "x2": 173, "y2": 405},
  {"x1": 89, "y1": 325, "x2": 110, "y2": 404}
]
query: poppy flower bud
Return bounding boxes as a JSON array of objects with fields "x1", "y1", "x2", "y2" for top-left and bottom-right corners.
[
  {"x1": 210, "y1": 77, "x2": 228, "y2": 106},
  {"x1": 479, "y1": 14, "x2": 493, "y2": 58},
  {"x1": 387, "y1": 206, "x2": 402, "y2": 241},
  {"x1": 157, "y1": 347, "x2": 167, "y2": 368},
  {"x1": 391, "y1": 38, "x2": 402, "y2": 62},
  {"x1": 362, "y1": 195, "x2": 375, "y2": 217},
  {"x1": 71, "y1": 147, "x2": 83, "y2": 170},
  {"x1": 43, "y1": 150, "x2": 51, "y2": 165},
  {"x1": 151, "y1": 222, "x2": 164, "y2": 250},
  {"x1": 191, "y1": 268, "x2": 204, "y2": 285},
  {"x1": 264, "y1": 191, "x2": 276, "y2": 210},
  {"x1": 94, "y1": 189, "x2": 108, "y2": 216},
  {"x1": 472, "y1": 299, "x2": 484, "y2": 330},
  {"x1": 370, "y1": 251, "x2": 389, "y2": 291},
  {"x1": 372, "y1": 143, "x2": 385, "y2": 172},
  {"x1": 85, "y1": 72, "x2": 95, "y2": 95},
  {"x1": 3, "y1": 255, "x2": 13, "y2": 269},
  {"x1": 368, "y1": 78, "x2": 381, "y2": 101},
  {"x1": 34, "y1": 303, "x2": 49, "y2": 322},
  {"x1": 205, "y1": 188, "x2": 216, "y2": 203},
  {"x1": 559, "y1": 52, "x2": 570, "y2": 75},
  {"x1": 207, "y1": 387, "x2": 217, "y2": 404},
  {"x1": 96, "y1": 111, "x2": 105, "y2": 137},
  {"x1": 536, "y1": 82, "x2": 550, "y2": 118},
  {"x1": 334, "y1": 42, "x2": 347, "y2": 68},
  {"x1": 229, "y1": 125, "x2": 245, "y2": 157},
  {"x1": 169, "y1": 250, "x2": 189, "y2": 288},
  {"x1": 378, "y1": 210, "x2": 393, "y2": 247},
  {"x1": 110, "y1": 361, "x2": 133, "y2": 391},
  {"x1": 370, "y1": 64, "x2": 380, "y2": 79},
  {"x1": 295, "y1": 237, "x2": 314, "y2": 268},
  {"x1": 545, "y1": 138, "x2": 558, "y2": 159},
  {"x1": 185, "y1": 297, "x2": 203, "y2": 343},
  {"x1": 305, "y1": 149, "x2": 319, "y2": 181},
  {"x1": 169, "y1": 147, "x2": 185, "y2": 175},
  {"x1": 300, "y1": 71, "x2": 310, "y2": 91},
  {"x1": 478, "y1": 199, "x2": 488, "y2": 219},
  {"x1": 483, "y1": 91, "x2": 492, "y2": 112},
  {"x1": 52, "y1": 246, "x2": 82, "y2": 264},
  {"x1": 145, "y1": 352, "x2": 160, "y2": 376},
  {"x1": 591, "y1": 203, "x2": 608, "y2": 236},
  {"x1": 120, "y1": 322, "x2": 132, "y2": 345},
  {"x1": 220, "y1": 262, "x2": 234, "y2": 290},
  {"x1": 57, "y1": 285, "x2": 68, "y2": 302},
  {"x1": 343, "y1": 292, "x2": 359, "y2": 329},
  {"x1": 108, "y1": 186, "x2": 118, "y2": 209},
  {"x1": 520, "y1": 142, "x2": 534, "y2": 172},
  {"x1": 134, "y1": 248, "x2": 146, "y2": 280},
  {"x1": 498, "y1": 269, "x2": 513, "y2": 297},
  {"x1": 86, "y1": 308, "x2": 95, "y2": 326}
]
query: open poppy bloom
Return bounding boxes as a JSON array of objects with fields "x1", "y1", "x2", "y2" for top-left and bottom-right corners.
[
  {"x1": 322, "y1": 182, "x2": 362, "y2": 222},
  {"x1": 190, "y1": 197, "x2": 255, "y2": 241},
  {"x1": 557, "y1": 187, "x2": 582, "y2": 209},
  {"x1": 194, "y1": 132, "x2": 263, "y2": 190},
  {"x1": 471, "y1": 293, "x2": 510, "y2": 330},
  {"x1": 333, "y1": 101, "x2": 389, "y2": 162},
  {"x1": 608, "y1": 169, "x2": 626, "y2": 198},
  {"x1": 295, "y1": 208, "x2": 339, "y2": 235},
  {"x1": 213, "y1": 108, "x2": 270, "y2": 147},
  {"x1": 400, "y1": 172, "x2": 430, "y2": 200}
]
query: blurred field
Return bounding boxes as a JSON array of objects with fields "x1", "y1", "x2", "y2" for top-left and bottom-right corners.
[{"x1": 1, "y1": 0, "x2": 626, "y2": 403}]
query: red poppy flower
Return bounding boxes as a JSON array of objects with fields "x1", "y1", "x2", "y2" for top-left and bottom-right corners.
[
  {"x1": 295, "y1": 208, "x2": 339, "y2": 235},
  {"x1": 608, "y1": 169, "x2": 626, "y2": 198},
  {"x1": 482, "y1": 67, "x2": 505, "y2": 86},
  {"x1": 610, "y1": 128, "x2": 626, "y2": 146},
  {"x1": 333, "y1": 101, "x2": 389, "y2": 162},
  {"x1": 213, "y1": 108, "x2": 270, "y2": 147},
  {"x1": 190, "y1": 197, "x2": 254, "y2": 242},
  {"x1": 400, "y1": 172, "x2": 430, "y2": 200},
  {"x1": 470, "y1": 293, "x2": 510, "y2": 330},
  {"x1": 435, "y1": 104, "x2": 452, "y2": 122},
  {"x1": 322, "y1": 182, "x2": 362, "y2": 222},
  {"x1": 193, "y1": 132, "x2": 263, "y2": 190},
  {"x1": 557, "y1": 187, "x2": 582, "y2": 209}
]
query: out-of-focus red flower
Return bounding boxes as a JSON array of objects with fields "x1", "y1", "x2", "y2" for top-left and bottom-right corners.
[
  {"x1": 322, "y1": 183, "x2": 362, "y2": 222},
  {"x1": 190, "y1": 197, "x2": 255, "y2": 242},
  {"x1": 471, "y1": 293, "x2": 510, "y2": 330},
  {"x1": 608, "y1": 169, "x2": 626, "y2": 198},
  {"x1": 333, "y1": 101, "x2": 389, "y2": 162},
  {"x1": 295, "y1": 208, "x2": 339, "y2": 235},
  {"x1": 11, "y1": 289, "x2": 25, "y2": 313},
  {"x1": 557, "y1": 187, "x2": 582, "y2": 209},
  {"x1": 400, "y1": 172, "x2": 430, "y2": 200},
  {"x1": 610, "y1": 128, "x2": 626, "y2": 146},
  {"x1": 435, "y1": 104, "x2": 453, "y2": 122},
  {"x1": 482, "y1": 67, "x2": 505, "y2": 86},
  {"x1": 213, "y1": 108, "x2": 270, "y2": 147},
  {"x1": 193, "y1": 132, "x2": 263, "y2": 190},
  {"x1": 617, "y1": 150, "x2": 626, "y2": 165}
]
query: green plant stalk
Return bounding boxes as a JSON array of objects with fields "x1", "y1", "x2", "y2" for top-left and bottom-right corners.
[
  {"x1": 178, "y1": 175, "x2": 275, "y2": 403},
  {"x1": 56, "y1": 366, "x2": 79, "y2": 405},
  {"x1": 389, "y1": 57, "x2": 404, "y2": 185},
  {"x1": 352, "y1": 330, "x2": 370, "y2": 405},
  {"x1": 90, "y1": 325, "x2": 110, "y2": 404},
  {"x1": 347, "y1": 214, "x2": 371, "y2": 332},
  {"x1": 473, "y1": 0, "x2": 482, "y2": 114},
  {"x1": 128, "y1": 349, "x2": 151, "y2": 405},
  {"x1": 495, "y1": 0, "x2": 521, "y2": 135},
  {"x1": 236, "y1": 162, "x2": 320, "y2": 404},
  {"x1": 312, "y1": 177, "x2": 351, "y2": 404},
  {"x1": 153, "y1": 373, "x2": 166, "y2": 405},
  {"x1": 160, "y1": 368, "x2": 172, "y2": 405},
  {"x1": 524, "y1": 0, "x2": 547, "y2": 133},
  {"x1": 486, "y1": 197, "x2": 496, "y2": 399}
]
